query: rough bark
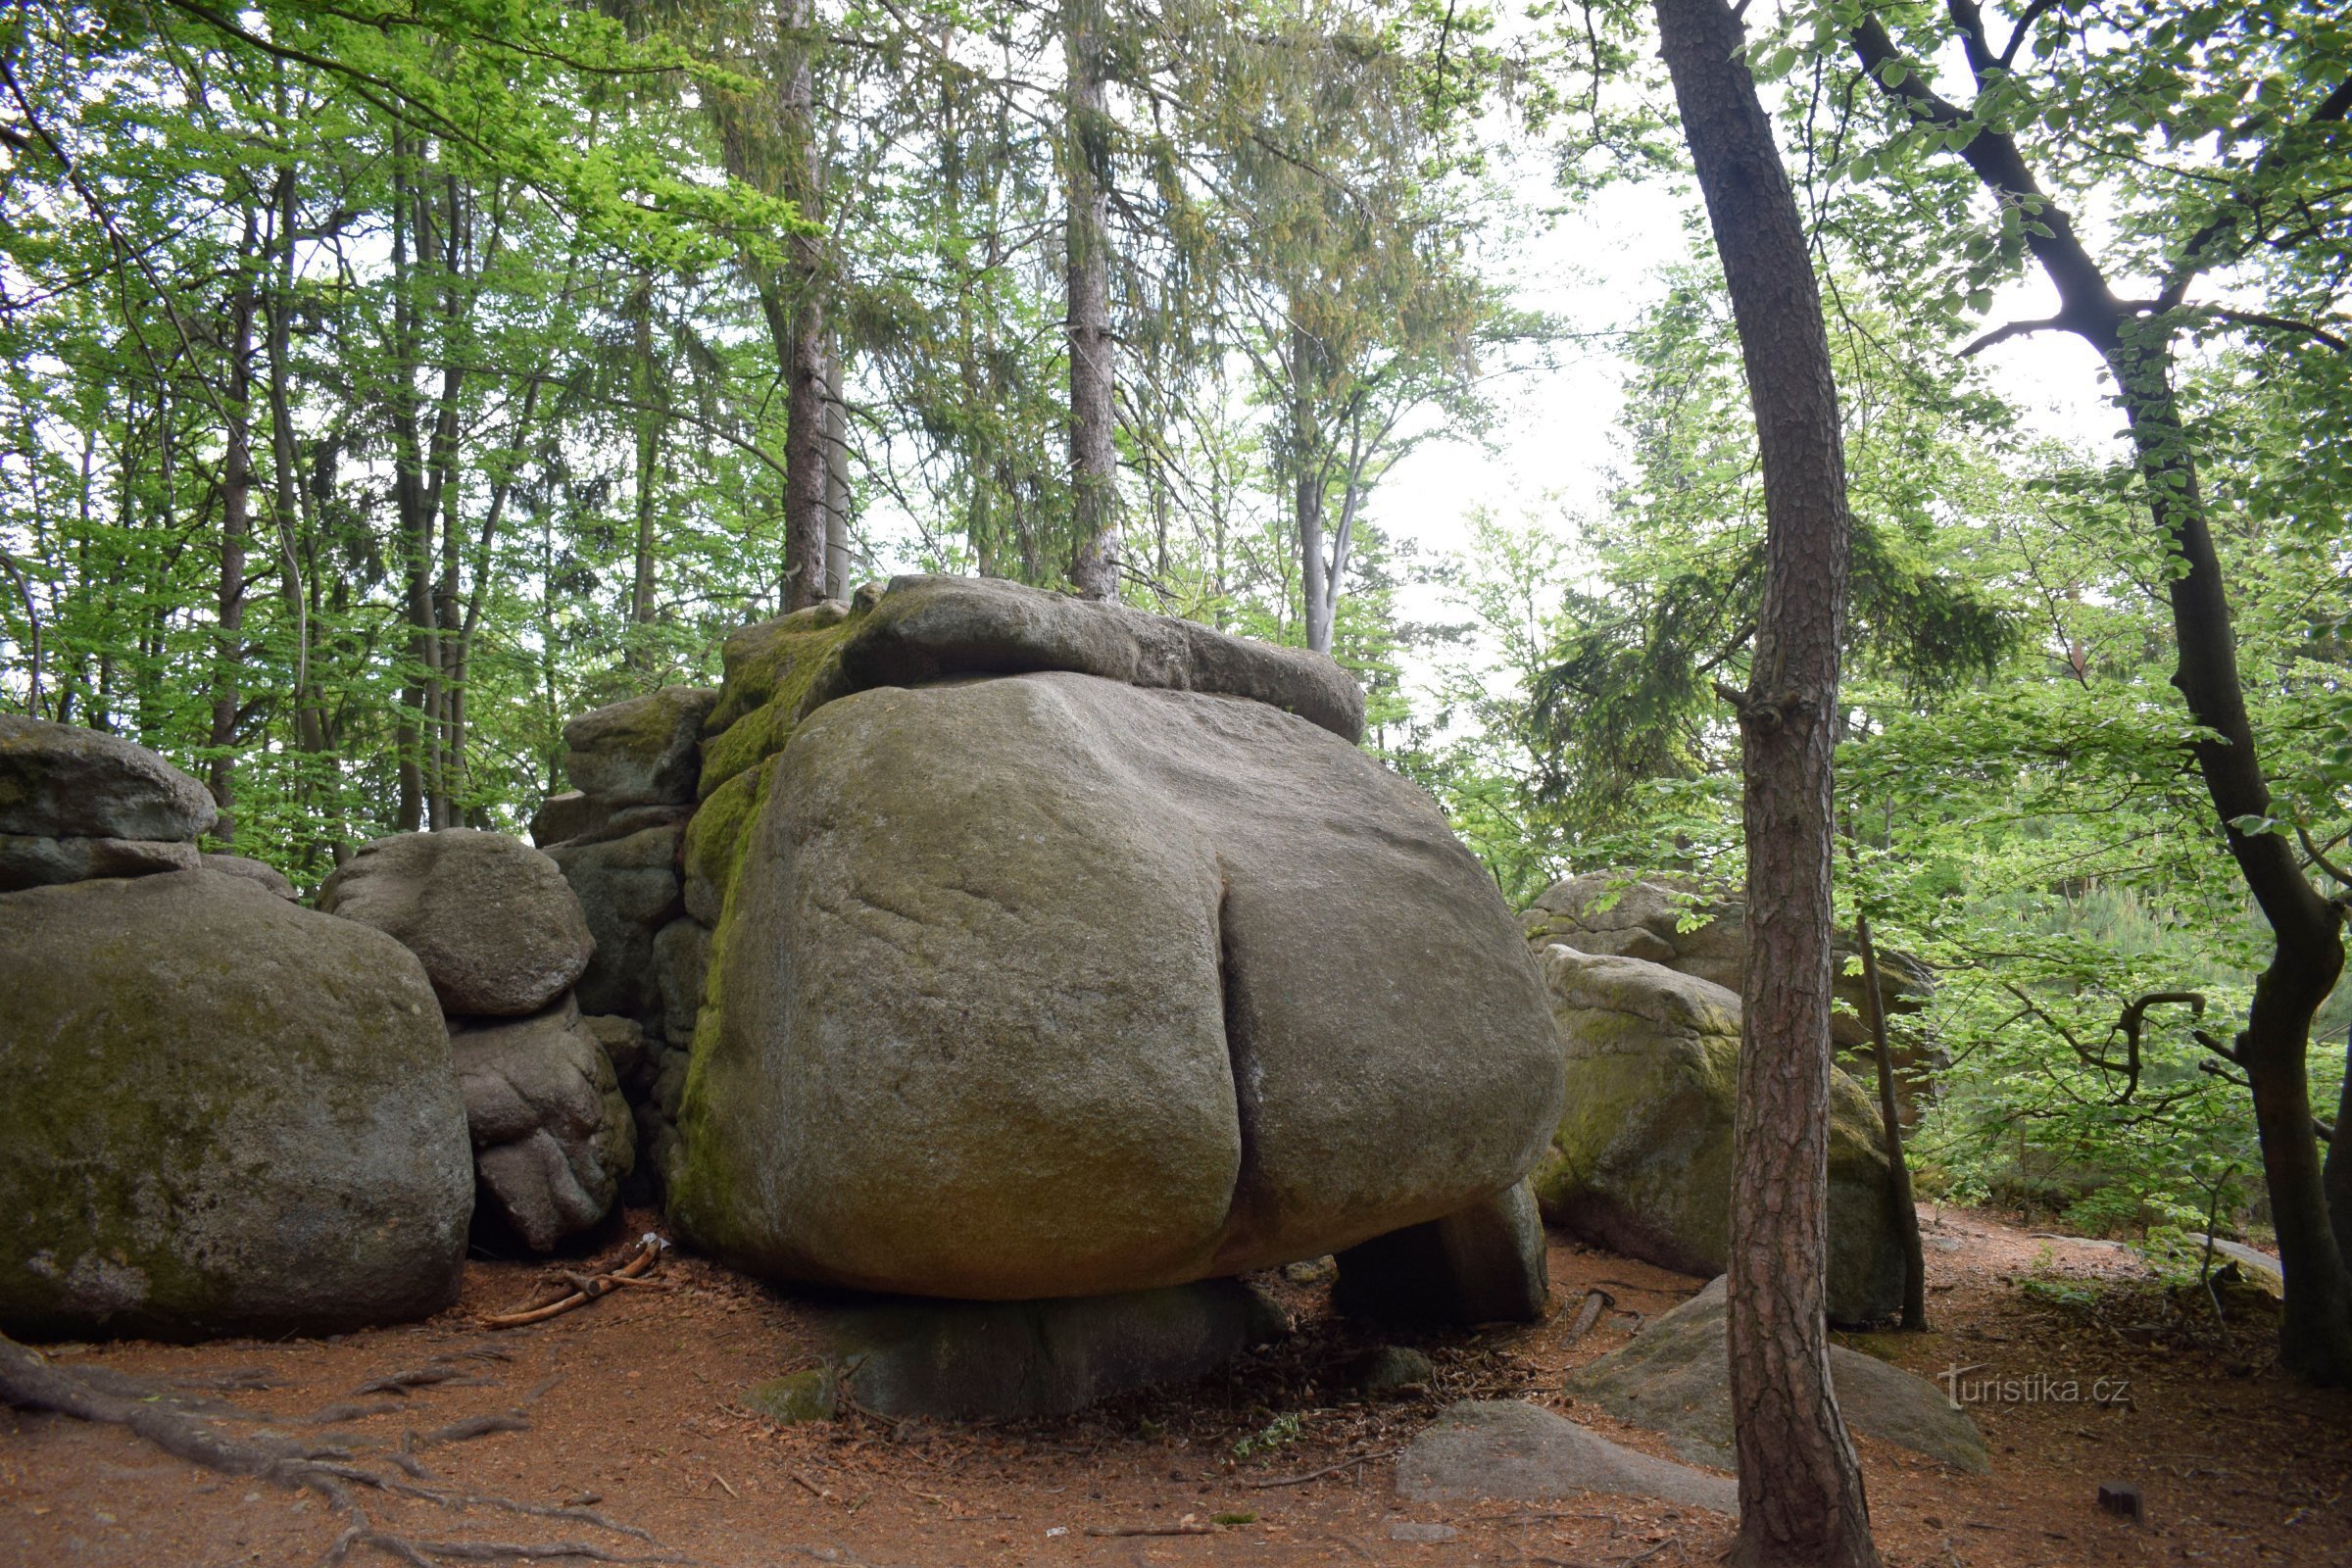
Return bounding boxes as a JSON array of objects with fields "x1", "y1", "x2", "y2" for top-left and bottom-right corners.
[
  {"x1": 824, "y1": 344, "x2": 851, "y2": 600},
  {"x1": 1856, "y1": 911, "x2": 1927, "y2": 1330},
  {"x1": 1849, "y1": 12, "x2": 2352, "y2": 1385},
  {"x1": 207, "y1": 204, "x2": 261, "y2": 848},
  {"x1": 1654, "y1": 0, "x2": 1880, "y2": 1562},
  {"x1": 1064, "y1": 0, "x2": 1119, "y2": 601}
]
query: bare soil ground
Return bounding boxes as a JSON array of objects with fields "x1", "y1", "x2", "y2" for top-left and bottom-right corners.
[{"x1": 5, "y1": 1206, "x2": 2348, "y2": 1568}]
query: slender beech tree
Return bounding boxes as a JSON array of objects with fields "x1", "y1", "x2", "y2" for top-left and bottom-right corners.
[{"x1": 1652, "y1": 0, "x2": 1879, "y2": 1562}]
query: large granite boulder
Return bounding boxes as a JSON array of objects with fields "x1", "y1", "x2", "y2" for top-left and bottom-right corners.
[
  {"x1": 0, "y1": 714, "x2": 217, "y2": 843},
  {"x1": 452, "y1": 999, "x2": 635, "y2": 1251},
  {"x1": 0, "y1": 871, "x2": 473, "y2": 1339},
  {"x1": 1567, "y1": 1277, "x2": 1989, "y2": 1472},
  {"x1": 671, "y1": 667, "x2": 1562, "y2": 1299},
  {"x1": 1396, "y1": 1399, "x2": 1738, "y2": 1512},
  {"x1": 562, "y1": 687, "x2": 717, "y2": 808},
  {"x1": 1523, "y1": 872, "x2": 1933, "y2": 1050},
  {"x1": 1534, "y1": 947, "x2": 1905, "y2": 1325},
  {"x1": 318, "y1": 830, "x2": 593, "y2": 1017}
]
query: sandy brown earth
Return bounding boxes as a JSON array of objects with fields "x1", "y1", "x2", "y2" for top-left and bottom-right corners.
[{"x1": 4, "y1": 1206, "x2": 2348, "y2": 1567}]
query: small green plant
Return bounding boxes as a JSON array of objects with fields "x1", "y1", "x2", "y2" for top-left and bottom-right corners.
[{"x1": 1230, "y1": 1412, "x2": 1303, "y2": 1461}]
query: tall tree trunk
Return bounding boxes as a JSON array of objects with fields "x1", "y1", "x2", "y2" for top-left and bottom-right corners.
[
  {"x1": 824, "y1": 345, "x2": 851, "y2": 600},
  {"x1": 778, "y1": 0, "x2": 829, "y2": 611},
  {"x1": 1063, "y1": 0, "x2": 1119, "y2": 601},
  {"x1": 1855, "y1": 911, "x2": 1927, "y2": 1330},
  {"x1": 207, "y1": 204, "x2": 262, "y2": 848},
  {"x1": 1292, "y1": 321, "x2": 1333, "y2": 654},
  {"x1": 1654, "y1": 0, "x2": 1879, "y2": 1563},
  {"x1": 630, "y1": 272, "x2": 662, "y2": 657}
]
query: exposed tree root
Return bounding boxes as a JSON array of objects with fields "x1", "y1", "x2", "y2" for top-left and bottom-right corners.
[
  {"x1": 1, "y1": 1331, "x2": 674, "y2": 1566},
  {"x1": 482, "y1": 1235, "x2": 669, "y2": 1330}
]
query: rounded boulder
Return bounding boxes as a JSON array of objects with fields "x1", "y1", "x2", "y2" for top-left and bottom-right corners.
[
  {"x1": 318, "y1": 830, "x2": 594, "y2": 1017},
  {"x1": 0, "y1": 871, "x2": 473, "y2": 1340}
]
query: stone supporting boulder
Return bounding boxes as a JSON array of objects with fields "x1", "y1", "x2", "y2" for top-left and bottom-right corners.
[
  {"x1": 1334, "y1": 1180, "x2": 1550, "y2": 1326},
  {"x1": 318, "y1": 830, "x2": 594, "y2": 1017},
  {"x1": 671, "y1": 666, "x2": 1562, "y2": 1299},
  {"x1": 0, "y1": 834, "x2": 199, "y2": 891},
  {"x1": 0, "y1": 871, "x2": 473, "y2": 1339},
  {"x1": 1567, "y1": 1277, "x2": 1989, "y2": 1472},
  {"x1": 1535, "y1": 946, "x2": 1905, "y2": 1325},
  {"x1": 814, "y1": 1280, "x2": 1291, "y2": 1421},
  {"x1": 452, "y1": 999, "x2": 636, "y2": 1252}
]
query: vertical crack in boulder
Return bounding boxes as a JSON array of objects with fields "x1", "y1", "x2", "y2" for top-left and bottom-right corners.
[{"x1": 1214, "y1": 863, "x2": 1266, "y2": 1250}]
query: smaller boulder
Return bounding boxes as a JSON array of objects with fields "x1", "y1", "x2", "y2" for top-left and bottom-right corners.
[
  {"x1": 744, "y1": 1370, "x2": 837, "y2": 1425},
  {"x1": 1566, "y1": 1277, "x2": 1988, "y2": 1473},
  {"x1": 1335, "y1": 1181, "x2": 1549, "y2": 1326},
  {"x1": 1341, "y1": 1345, "x2": 1434, "y2": 1394},
  {"x1": 1536, "y1": 946, "x2": 1905, "y2": 1325},
  {"x1": 318, "y1": 830, "x2": 593, "y2": 1017},
  {"x1": 547, "y1": 823, "x2": 684, "y2": 1022},
  {"x1": 452, "y1": 999, "x2": 635, "y2": 1251},
  {"x1": 0, "y1": 715, "x2": 217, "y2": 842},
  {"x1": 1396, "y1": 1399, "x2": 1737, "y2": 1513},
  {"x1": 0, "y1": 834, "x2": 199, "y2": 891},
  {"x1": 200, "y1": 853, "x2": 297, "y2": 899},
  {"x1": 529, "y1": 790, "x2": 605, "y2": 849},
  {"x1": 563, "y1": 687, "x2": 718, "y2": 808}
]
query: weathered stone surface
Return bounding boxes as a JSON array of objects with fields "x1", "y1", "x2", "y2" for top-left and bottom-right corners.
[
  {"x1": 452, "y1": 998, "x2": 635, "y2": 1252},
  {"x1": 318, "y1": 830, "x2": 593, "y2": 1017},
  {"x1": 743, "y1": 1370, "x2": 837, "y2": 1425},
  {"x1": 1533, "y1": 948, "x2": 1905, "y2": 1325},
  {"x1": 583, "y1": 1013, "x2": 656, "y2": 1098},
  {"x1": 652, "y1": 916, "x2": 709, "y2": 1044},
  {"x1": 0, "y1": 871, "x2": 472, "y2": 1339},
  {"x1": 529, "y1": 790, "x2": 605, "y2": 848},
  {"x1": 672, "y1": 670, "x2": 1561, "y2": 1300},
  {"x1": 199, "y1": 853, "x2": 297, "y2": 899},
  {"x1": 1567, "y1": 1277, "x2": 1989, "y2": 1473},
  {"x1": 1335, "y1": 1181, "x2": 1550, "y2": 1326},
  {"x1": 1523, "y1": 872, "x2": 1934, "y2": 1049},
  {"x1": 0, "y1": 715, "x2": 217, "y2": 843},
  {"x1": 1343, "y1": 1345, "x2": 1434, "y2": 1393},
  {"x1": 820, "y1": 1280, "x2": 1290, "y2": 1421},
  {"x1": 0, "y1": 834, "x2": 200, "y2": 891},
  {"x1": 1396, "y1": 1399, "x2": 1738, "y2": 1513},
  {"x1": 563, "y1": 687, "x2": 718, "y2": 808},
  {"x1": 547, "y1": 823, "x2": 685, "y2": 1021}
]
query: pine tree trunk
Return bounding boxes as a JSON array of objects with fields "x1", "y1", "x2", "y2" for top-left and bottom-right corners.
[
  {"x1": 1654, "y1": 0, "x2": 1879, "y2": 1561},
  {"x1": 779, "y1": 0, "x2": 828, "y2": 612},
  {"x1": 1064, "y1": 0, "x2": 1119, "y2": 601}
]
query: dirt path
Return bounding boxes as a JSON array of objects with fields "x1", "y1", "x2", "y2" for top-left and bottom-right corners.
[{"x1": 5, "y1": 1208, "x2": 2347, "y2": 1567}]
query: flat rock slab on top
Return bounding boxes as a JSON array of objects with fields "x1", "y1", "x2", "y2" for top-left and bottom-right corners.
[
  {"x1": 318, "y1": 829, "x2": 594, "y2": 1017},
  {"x1": 0, "y1": 833, "x2": 199, "y2": 891},
  {"x1": 1396, "y1": 1399, "x2": 1738, "y2": 1514},
  {"x1": 0, "y1": 714, "x2": 218, "y2": 842},
  {"x1": 1567, "y1": 1277, "x2": 1990, "y2": 1474},
  {"x1": 562, "y1": 686, "x2": 717, "y2": 808}
]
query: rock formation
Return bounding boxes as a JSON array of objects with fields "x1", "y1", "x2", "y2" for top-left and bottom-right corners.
[
  {"x1": 1535, "y1": 945, "x2": 1906, "y2": 1324},
  {"x1": 0, "y1": 715, "x2": 217, "y2": 892},
  {"x1": 0, "y1": 870, "x2": 473, "y2": 1338}
]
